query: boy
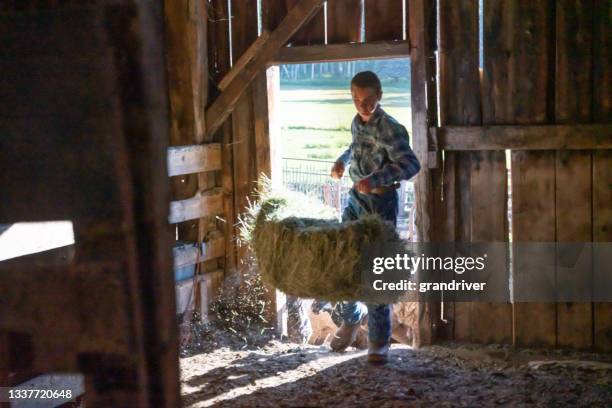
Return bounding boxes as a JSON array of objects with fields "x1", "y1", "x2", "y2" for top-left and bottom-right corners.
[{"x1": 328, "y1": 71, "x2": 420, "y2": 364}]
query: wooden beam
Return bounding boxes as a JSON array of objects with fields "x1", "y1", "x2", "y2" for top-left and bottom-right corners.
[
  {"x1": 167, "y1": 144, "x2": 222, "y2": 176},
  {"x1": 173, "y1": 235, "x2": 226, "y2": 268},
  {"x1": 408, "y1": 0, "x2": 438, "y2": 348},
  {"x1": 205, "y1": 0, "x2": 325, "y2": 136},
  {"x1": 271, "y1": 40, "x2": 410, "y2": 64},
  {"x1": 218, "y1": 31, "x2": 270, "y2": 91},
  {"x1": 168, "y1": 189, "x2": 224, "y2": 224},
  {"x1": 432, "y1": 124, "x2": 612, "y2": 151}
]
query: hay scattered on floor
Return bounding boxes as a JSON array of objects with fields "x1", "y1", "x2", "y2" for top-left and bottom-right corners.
[
  {"x1": 240, "y1": 180, "x2": 410, "y2": 302},
  {"x1": 179, "y1": 255, "x2": 276, "y2": 356}
]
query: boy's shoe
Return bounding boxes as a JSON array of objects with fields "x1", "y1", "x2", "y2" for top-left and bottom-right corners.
[
  {"x1": 367, "y1": 340, "x2": 390, "y2": 365},
  {"x1": 330, "y1": 322, "x2": 362, "y2": 352}
]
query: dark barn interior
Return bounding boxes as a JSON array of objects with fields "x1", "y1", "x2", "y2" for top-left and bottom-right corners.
[{"x1": 0, "y1": 0, "x2": 611, "y2": 407}]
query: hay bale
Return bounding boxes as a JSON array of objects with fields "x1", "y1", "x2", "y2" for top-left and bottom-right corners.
[{"x1": 241, "y1": 182, "x2": 411, "y2": 302}]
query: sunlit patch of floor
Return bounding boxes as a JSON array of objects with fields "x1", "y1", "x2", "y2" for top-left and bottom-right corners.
[
  {"x1": 181, "y1": 341, "x2": 611, "y2": 407},
  {"x1": 181, "y1": 342, "x2": 366, "y2": 407}
]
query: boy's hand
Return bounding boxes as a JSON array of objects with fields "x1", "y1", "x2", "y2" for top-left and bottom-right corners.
[
  {"x1": 330, "y1": 160, "x2": 345, "y2": 179},
  {"x1": 356, "y1": 177, "x2": 374, "y2": 194}
]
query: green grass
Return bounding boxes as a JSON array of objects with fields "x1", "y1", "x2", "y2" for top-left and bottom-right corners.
[{"x1": 278, "y1": 87, "x2": 412, "y2": 161}]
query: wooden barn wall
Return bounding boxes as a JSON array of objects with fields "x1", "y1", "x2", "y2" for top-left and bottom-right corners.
[
  {"x1": 263, "y1": 0, "x2": 408, "y2": 45},
  {"x1": 437, "y1": 0, "x2": 612, "y2": 351}
]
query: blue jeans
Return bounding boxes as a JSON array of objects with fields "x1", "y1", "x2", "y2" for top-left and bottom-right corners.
[{"x1": 340, "y1": 187, "x2": 397, "y2": 344}]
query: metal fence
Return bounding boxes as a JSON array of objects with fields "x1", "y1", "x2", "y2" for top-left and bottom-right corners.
[
  {"x1": 281, "y1": 157, "x2": 352, "y2": 211},
  {"x1": 281, "y1": 157, "x2": 417, "y2": 240}
]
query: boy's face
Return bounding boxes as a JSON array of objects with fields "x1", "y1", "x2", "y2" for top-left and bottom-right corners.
[{"x1": 351, "y1": 85, "x2": 382, "y2": 122}]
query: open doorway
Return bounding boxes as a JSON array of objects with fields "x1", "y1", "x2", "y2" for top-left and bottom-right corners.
[{"x1": 268, "y1": 58, "x2": 416, "y2": 241}]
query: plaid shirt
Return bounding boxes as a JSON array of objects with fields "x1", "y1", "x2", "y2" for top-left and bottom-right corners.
[{"x1": 337, "y1": 106, "x2": 420, "y2": 187}]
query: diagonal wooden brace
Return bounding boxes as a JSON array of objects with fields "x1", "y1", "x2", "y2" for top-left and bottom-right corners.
[{"x1": 205, "y1": 0, "x2": 325, "y2": 137}]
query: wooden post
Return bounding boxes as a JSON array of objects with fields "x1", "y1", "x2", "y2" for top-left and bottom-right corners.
[
  {"x1": 230, "y1": 0, "x2": 259, "y2": 268},
  {"x1": 408, "y1": 0, "x2": 439, "y2": 347},
  {"x1": 208, "y1": 0, "x2": 237, "y2": 277}
]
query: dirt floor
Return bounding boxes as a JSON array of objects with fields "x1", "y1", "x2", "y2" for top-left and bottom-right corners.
[{"x1": 180, "y1": 338, "x2": 612, "y2": 407}]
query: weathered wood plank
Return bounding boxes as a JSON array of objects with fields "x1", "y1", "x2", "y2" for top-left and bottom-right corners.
[
  {"x1": 592, "y1": 0, "x2": 612, "y2": 353},
  {"x1": 503, "y1": 0, "x2": 556, "y2": 348},
  {"x1": 592, "y1": 0, "x2": 611, "y2": 122},
  {"x1": 512, "y1": 151, "x2": 557, "y2": 347},
  {"x1": 200, "y1": 270, "x2": 225, "y2": 322},
  {"x1": 555, "y1": 0, "x2": 594, "y2": 350},
  {"x1": 472, "y1": 0, "x2": 519, "y2": 345},
  {"x1": 432, "y1": 124, "x2": 612, "y2": 151},
  {"x1": 208, "y1": 0, "x2": 237, "y2": 277},
  {"x1": 173, "y1": 235, "x2": 226, "y2": 268},
  {"x1": 593, "y1": 150, "x2": 612, "y2": 351},
  {"x1": 230, "y1": 0, "x2": 265, "y2": 268},
  {"x1": 469, "y1": 151, "x2": 511, "y2": 344},
  {"x1": 555, "y1": 0, "x2": 593, "y2": 123},
  {"x1": 165, "y1": 0, "x2": 197, "y2": 178},
  {"x1": 232, "y1": 92, "x2": 257, "y2": 263},
  {"x1": 103, "y1": 4, "x2": 182, "y2": 404},
  {"x1": 326, "y1": 0, "x2": 363, "y2": 43},
  {"x1": 229, "y1": 0, "x2": 259, "y2": 64},
  {"x1": 165, "y1": 0, "x2": 208, "y2": 242},
  {"x1": 176, "y1": 268, "x2": 224, "y2": 322},
  {"x1": 438, "y1": 0, "x2": 480, "y2": 343},
  {"x1": 208, "y1": 0, "x2": 231, "y2": 82},
  {"x1": 555, "y1": 151, "x2": 592, "y2": 348},
  {"x1": 206, "y1": 0, "x2": 325, "y2": 136},
  {"x1": 168, "y1": 189, "x2": 224, "y2": 224},
  {"x1": 219, "y1": 31, "x2": 270, "y2": 91},
  {"x1": 167, "y1": 143, "x2": 222, "y2": 176},
  {"x1": 263, "y1": 0, "x2": 325, "y2": 45},
  {"x1": 253, "y1": 72, "x2": 272, "y2": 181},
  {"x1": 365, "y1": 0, "x2": 404, "y2": 41},
  {"x1": 272, "y1": 40, "x2": 410, "y2": 64},
  {"x1": 408, "y1": 0, "x2": 438, "y2": 347}
]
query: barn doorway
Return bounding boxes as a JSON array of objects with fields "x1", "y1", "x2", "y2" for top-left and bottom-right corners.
[{"x1": 268, "y1": 58, "x2": 416, "y2": 241}]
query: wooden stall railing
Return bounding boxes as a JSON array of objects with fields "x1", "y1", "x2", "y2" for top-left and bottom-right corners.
[{"x1": 166, "y1": 141, "x2": 226, "y2": 321}]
